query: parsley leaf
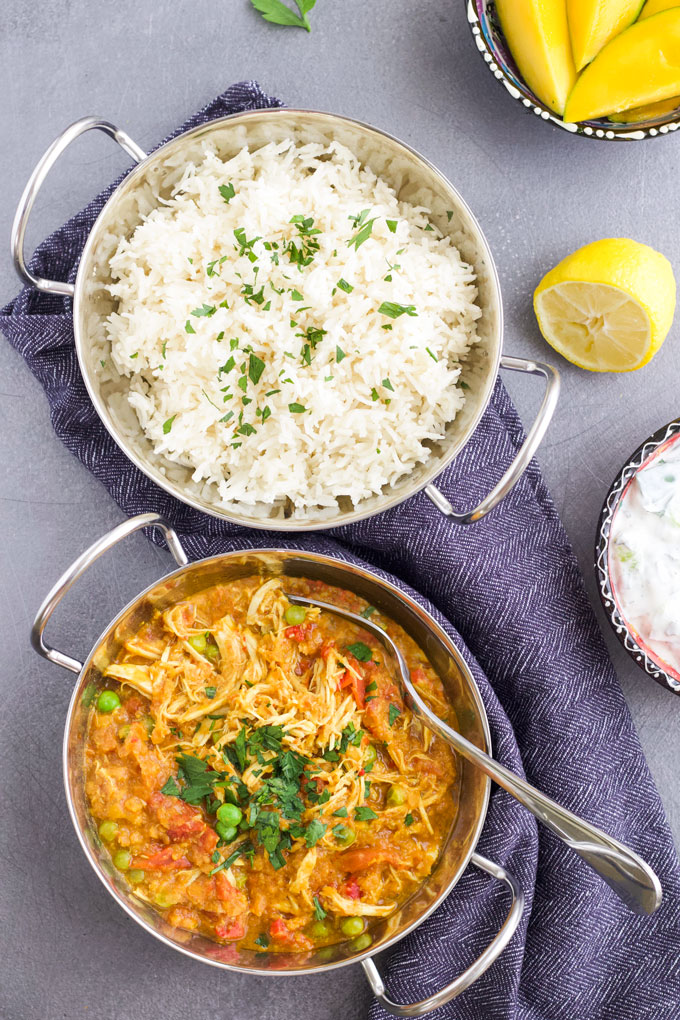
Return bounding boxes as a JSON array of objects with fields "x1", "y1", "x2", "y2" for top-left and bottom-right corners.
[
  {"x1": 347, "y1": 217, "x2": 377, "y2": 251},
  {"x1": 160, "y1": 776, "x2": 181, "y2": 797},
  {"x1": 386, "y1": 219, "x2": 398, "y2": 233},
  {"x1": 404, "y1": 813, "x2": 414, "y2": 826},
  {"x1": 360, "y1": 606, "x2": 376, "y2": 619},
  {"x1": 346, "y1": 641, "x2": 372, "y2": 662},
  {"x1": 388, "y1": 704, "x2": 402, "y2": 727},
  {"x1": 219, "y1": 182, "x2": 236, "y2": 204},
  {"x1": 355, "y1": 806, "x2": 378, "y2": 822},
  {"x1": 332, "y1": 807, "x2": 348, "y2": 817},
  {"x1": 255, "y1": 933, "x2": 270, "y2": 949},
  {"x1": 313, "y1": 895, "x2": 327, "y2": 920},
  {"x1": 191, "y1": 303, "x2": 216, "y2": 318},
  {"x1": 250, "y1": 0, "x2": 316, "y2": 32},
  {"x1": 204, "y1": 686, "x2": 217, "y2": 699},
  {"x1": 335, "y1": 345, "x2": 346, "y2": 363},
  {"x1": 249, "y1": 353, "x2": 265, "y2": 384},
  {"x1": 304, "y1": 819, "x2": 327, "y2": 847},
  {"x1": 337, "y1": 278, "x2": 353, "y2": 293},
  {"x1": 162, "y1": 415, "x2": 176, "y2": 435},
  {"x1": 377, "y1": 302, "x2": 418, "y2": 319},
  {"x1": 288, "y1": 402, "x2": 306, "y2": 413}
]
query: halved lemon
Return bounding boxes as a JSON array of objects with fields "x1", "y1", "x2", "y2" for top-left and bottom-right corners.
[{"x1": 534, "y1": 239, "x2": 676, "y2": 372}]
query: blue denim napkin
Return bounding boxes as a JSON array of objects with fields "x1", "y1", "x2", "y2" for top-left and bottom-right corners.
[{"x1": 3, "y1": 82, "x2": 680, "y2": 1020}]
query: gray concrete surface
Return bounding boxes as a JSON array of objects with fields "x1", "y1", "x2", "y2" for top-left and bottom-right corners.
[{"x1": 1, "y1": 1, "x2": 679, "y2": 1017}]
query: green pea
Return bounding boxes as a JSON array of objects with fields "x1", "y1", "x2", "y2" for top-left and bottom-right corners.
[
  {"x1": 387, "y1": 785, "x2": 406, "y2": 807},
  {"x1": 128, "y1": 869, "x2": 145, "y2": 885},
  {"x1": 117, "y1": 724, "x2": 131, "y2": 741},
  {"x1": 154, "y1": 889, "x2": 179, "y2": 908},
  {"x1": 113, "y1": 850, "x2": 132, "y2": 871},
  {"x1": 340, "y1": 916, "x2": 365, "y2": 937},
  {"x1": 216, "y1": 822, "x2": 238, "y2": 842},
  {"x1": 333, "y1": 825, "x2": 356, "y2": 848},
  {"x1": 188, "y1": 633, "x2": 207, "y2": 654},
  {"x1": 143, "y1": 715, "x2": 155, "y2": 735},
  {"x1": 284, "y1": 604, "x2": 307, "y2": 625},
  {"x1": 316, "y1": 946, "x2": 335, "y2": 962},
  {"x1": 364, "y1": 744, "x2": 377, "y2": 767},
  {"x1": 98, "y1": 820, "x2": 118, "y2": 842},
  {"x1": 309, "y1": 920, "x2": 330, "y2": 939},
  {"x1": 217, "y1": 803, "x2": 243, "y2": 827},
  {"x1": 97, "y1": 690, "x2": 121, "y2": 714},
  {"x1": 351, "y1": 933, "x2": 373, "y2": 952},
  {"x1": 204, "y1": 642, "x2": 220, "y2": 663}
]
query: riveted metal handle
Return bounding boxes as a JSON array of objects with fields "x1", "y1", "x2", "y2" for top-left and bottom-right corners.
[
  {"x1": 362, "y1": 853, "x2": 524, "y2": 1017},
  {"x1": 11, "y1": 116, "x2": 147, "y2": 296},
  {"x1": 31, "y1": 513, "x2": 188, "y2": 675},
  {"x1": 426, "y1": 356, "x2": 560, "y2": 525}
]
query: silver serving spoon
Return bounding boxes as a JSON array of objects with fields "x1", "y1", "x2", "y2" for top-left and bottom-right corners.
[{"x1": 286, "y1": 593, "x2": 662, "y2": 916}]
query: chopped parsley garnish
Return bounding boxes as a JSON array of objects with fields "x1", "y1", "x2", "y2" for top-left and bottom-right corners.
[
  {"x1": 460, "y1": 380, "x2": 470, "y2": 390},
  {"x1": 382, "y1": 378, "x2": 394, "y2": 391},
  {"x1": 313, "y1": 895, "x2": 327, "y2": 920},
  {"x1": 254, "y1": 933, "x2": 270, "y2": 949},
  {"x1": 185, "y1": 320, "x2": 196, "y2": 334},
  {"x1": 219, "y1": 182, "x2": 236, "y2": 203},
  {"x1": 162, "y1": 415, "x2": 176, "y2": 435},
  {"x1": 238, "y1": 423, "x2": 257, "y2": 437},
  {"x1": 347, "y1": 217, "x2": 377, "y2": 250},
  {"x1": 250, "y1": 0, "x2": 316, "y2": 31},
  {"x1": 160, "y1": 775, "x2": 181, "y2": 797},
  {"x1": 360, "y1": 606, "x2": 376, "y2": 619},
  {"x1": 346, "y1": 641, "x2": 372, "y2": 662},
  {"x1": 386, "y1": 219, "x2": 398, "y2": 233},
  {"x1": 426, "y1": 347, "x2": 438, "y2": 362},
  {"x1": 335, "y1": 345, "x2": 346, "y2": 363},
  {"x1": 388, "y1": 704, "x2": 402, "y2": 727},
  {"x1": 290, "y1": 288, "x2": 304, "y2": 301},
  {"x1": 205, "y1": 686, "x2": 217, "y2": 699},
  {"x1": 354, "y1": 806, "x2": 378, "y2": 822},
  {"x1": 248, "y1": 353, "x2": 265, "y2": 384},
  {"x1": 191, "y1": 303, "x2": 216, "y2": 318},
  {"x1": 288, "y1": 402, "x2": 306, "y2": 413},
  {"x1": 377, "y1": 302, "x2": 418, "y2": 319},
  {"x1": 337, "y1": 278, "x2": 353, "y2": 293},
  {"x1": 332, "y1": 807, "x2": 348, "y2": 817},
  {"x1": 234, "y1": 227, "x2": 261, "y2": 262},
  {"x1": 404, "y1": 813, "x2": 414, "y2": 826},
  {"x1": 285, "y1": 215, "x2": 322, "y2": 269},
  {"x1": 447, "y1": 210, "x2": 454, "y2": 221},
  {"x1": 371, "y1": 387, "x2": 379, "y2": 402},
  {"x1": 304, "y1": 819, "x2": 327, "y2": 847}
]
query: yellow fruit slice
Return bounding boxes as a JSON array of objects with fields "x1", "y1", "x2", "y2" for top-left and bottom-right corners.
[
  {"x1": 533, "y1": 239, "x2": 676, "y2": 372},
  {"x1": 567, "y1": 0, "x2": 644, "y2": 70},
  {"x1": 639, "y1": 0, "x2": 678, "y2": 18},
  {"x1": 496, "y1": 0, "x2": 577, "y2": 114},
  {"x1": 609, "y1": 95, "x2": 680, "y2": 122},
  {"x1": 564, "y1": 9, "x2": 680, "y2": 121}
]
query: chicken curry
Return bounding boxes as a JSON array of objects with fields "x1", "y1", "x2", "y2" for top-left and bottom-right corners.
[{"x1": 84, "y1": 577, "x2": 459, "y2": 955}]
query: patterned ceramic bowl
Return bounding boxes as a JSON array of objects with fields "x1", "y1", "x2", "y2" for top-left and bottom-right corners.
[
  {"x1": 595, "y1": 417, "x2": 680, "y2": 695},
  {"x1": 466, "y1": 0, "x2": 680, "y2": 140}
]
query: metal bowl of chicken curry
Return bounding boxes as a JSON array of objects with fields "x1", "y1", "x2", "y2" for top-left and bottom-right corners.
[{"x1": 31, "y1": 513, "x2": 523, "y2": 1017}]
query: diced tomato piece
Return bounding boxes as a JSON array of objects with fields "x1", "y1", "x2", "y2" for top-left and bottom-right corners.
[
  {"x1": 338, "y1": 659, "x2": 366, "y2": 709},
  {"x1": 215, "y1": 918, "x2": 246, "y2": 941},
  {"x1": 284, "y1": 623, "x2": 312, "y2": 641},
  {"x1": 135, "y1": 846, "x2": 192, "y2": 871},
  {"x1": 149, "y1": 791, "x2": 206, "y2": 841},
  {"x1": 344, "y1": 878, "x2": 361, "y2": 899},
  {"x1": 123, "y1": 695, "x2": 144, "y2": 715},
  {"x1": 215, "y1": 871, "x2": 248, "y2": 913},
  {"x1": 339, "y1": 845, "x2": 404, "y2": 872},
  {"x1": 197, "y1": 826, "x2": 219, "y2": 855},
  {"x1": 269, "y1": 918, "x2": 312, "y2": 951},
  {"x1": 208, "y1": 943, "x2": 240, "y2": 963}
]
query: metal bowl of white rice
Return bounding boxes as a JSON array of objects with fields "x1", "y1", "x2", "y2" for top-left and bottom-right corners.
[{"x1": 13, "y1": 108, "x2": 559, "y2": 530}]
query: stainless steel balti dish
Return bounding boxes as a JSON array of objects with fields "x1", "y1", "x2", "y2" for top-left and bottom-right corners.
[
  {"x1": 33, "y1": 513, "x2": 523, "y2": 1018},
  {"x1": 13, "y1": 109, "x2": 559, "y2": 531}
]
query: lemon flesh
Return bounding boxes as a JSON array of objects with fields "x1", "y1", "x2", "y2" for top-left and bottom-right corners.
[
  {"x1": 534, "y1": 238, "x2": 676, "y2": 373},
  {"x1": 567, "y1": 0, "x2": 644, "y2": 70},
  {"x1": 496, "y1": 0, "x2": 577, "y2": 114},
  {"x1": 564, "y1": 9, "x2": 680, "y2": 121},
  {"x1": 639, "y1": 0, "x2": 679, "y2": 18}
]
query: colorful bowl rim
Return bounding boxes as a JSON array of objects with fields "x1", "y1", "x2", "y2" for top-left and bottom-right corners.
[
  {"x1": 465, "y1": 0, "x2": 680, "y2": 141},
  {"x1": 595, "y1": 416, "x2": 680, "y2": 695}
]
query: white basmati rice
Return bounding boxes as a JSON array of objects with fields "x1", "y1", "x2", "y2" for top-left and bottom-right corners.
[{"x1": 105, "y1": 139, "x2": 481, "y2": 510}]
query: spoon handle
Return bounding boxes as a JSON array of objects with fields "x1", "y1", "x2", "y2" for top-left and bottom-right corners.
[{"x1": 411, "y1": 697, "x2": 661, "y2": 915}]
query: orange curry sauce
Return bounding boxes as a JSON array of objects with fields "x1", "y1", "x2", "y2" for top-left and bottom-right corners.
[{"x1": 84, "y1": 577, "x2": 458, "y2": 954}]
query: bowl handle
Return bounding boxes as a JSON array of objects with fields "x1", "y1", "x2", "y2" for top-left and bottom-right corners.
[
  {"x1": 361, "y1": 852, "x2": 524, "y2": 1018},
  {"x1": 426, "y1": 356, "x2": 560, "y2": 525},
  {"x1": 31, "y1": 513, "x2": 188, "y2": 674},
  {"x1": 11, "y1": 116, "x2": 147, "y2": 297}
]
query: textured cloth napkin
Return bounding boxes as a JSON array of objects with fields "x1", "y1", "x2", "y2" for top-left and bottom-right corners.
[{"x1": 3, "y1": 82, "x2": 680, "y2": 1020}]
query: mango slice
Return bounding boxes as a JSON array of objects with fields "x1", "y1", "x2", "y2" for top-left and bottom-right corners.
[
  {"x1": 564, "y1": 9, "x2": 680, "y2": 121},
  {"x1": 639, "y1": 0, "x2": 678, "y2": 18},
  {"x1": 496, "y1": 0, "x2": 577, "y2": 114},
  {"x1": 567, "y1": 0, "x2": 644, "y2": 70},
  {"x1": 609, "y1": 95, "x2": 680, "y2": 122}
]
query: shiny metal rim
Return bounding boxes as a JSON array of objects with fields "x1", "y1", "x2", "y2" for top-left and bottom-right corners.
[
  {"x1": 61, "y1": 547, "x2": 492, "y2": 975},
  {"x1": 71, "y1": 107, "x2": 504, "y2": 530}
]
